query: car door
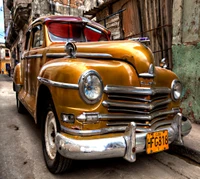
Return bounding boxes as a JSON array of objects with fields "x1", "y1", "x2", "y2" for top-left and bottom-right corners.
[{"x1": 25, "y1": 24, "x2": 45, "y2": 114}]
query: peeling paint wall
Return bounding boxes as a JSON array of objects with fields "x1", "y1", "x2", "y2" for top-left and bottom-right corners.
[
  {"x1": 172, "y1": 0, "x2": 200, "y2": 123},
  {"x1": 32, "y1": 0, "x2": 83, "y2": 19}
]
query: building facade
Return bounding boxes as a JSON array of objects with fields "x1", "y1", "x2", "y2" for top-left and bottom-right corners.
[
  {"x1": 0, "y1": 44, "x2": 11, "y2": 75},
  {"x1": 4, "y1": 0, "x2": 84, "y2": 72}
]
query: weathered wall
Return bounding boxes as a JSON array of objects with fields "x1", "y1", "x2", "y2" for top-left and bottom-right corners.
[
  {"x1": 32, "y1": 0, "x2": 84, "y2": 18},
  {"x1": 3, "y1": 0, "x2": 11, "y2": 37},
  {"x1": 172, "y1": 0, "x2": 200, "y2": 122}
]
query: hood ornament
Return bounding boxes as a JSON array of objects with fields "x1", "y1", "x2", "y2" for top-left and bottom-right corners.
[{"x1": 65, "y1": 42, "x2": 77, "y2": 58}]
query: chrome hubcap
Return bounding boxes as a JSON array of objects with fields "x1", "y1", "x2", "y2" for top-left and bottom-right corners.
[{"x1": 45, "y1": 111, "x2": 57, "y2": 160}]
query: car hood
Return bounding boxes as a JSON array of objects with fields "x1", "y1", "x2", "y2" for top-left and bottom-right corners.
[{"x1": 48, "y1": 40, "x2": 155, "y2": 75}]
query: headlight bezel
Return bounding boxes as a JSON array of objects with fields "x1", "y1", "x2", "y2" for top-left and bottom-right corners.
[
  {"x1": 171, "y1": 79, "x2": 182, "y2": 101},
  {"x1": 79, "y1": 70, "x2": 103, "y2": 104}
]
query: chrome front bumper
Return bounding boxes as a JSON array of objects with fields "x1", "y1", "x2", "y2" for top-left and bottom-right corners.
[{"x1": 55, "y1": 113, "x2": 192, "y2": 162}]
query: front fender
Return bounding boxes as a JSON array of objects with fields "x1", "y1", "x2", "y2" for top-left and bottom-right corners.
[
  {"x1": 37, "y1": 57, "x2": 140, "y2": 122},
  {"x1": 13, "y1": 63, "x2": 23, "y2": 92}
]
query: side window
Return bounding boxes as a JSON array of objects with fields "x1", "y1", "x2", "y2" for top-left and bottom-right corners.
[
  {"x1": 24, "y1": 31, "x2": 30, "y2": 50},
  {"x1": 5, "y1": 50, "x2": 10, "y2": 57},
  {"x1": 32, "y1": 25, "x2": 43, "y2": 48},
  {"x1": 84, "y1": 25, "x2": 108, "y2": 42}
]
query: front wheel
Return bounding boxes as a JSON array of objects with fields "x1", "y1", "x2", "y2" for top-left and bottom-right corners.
[{"x1": 42, "y1": 101, "x2": 72, "y2": 174}]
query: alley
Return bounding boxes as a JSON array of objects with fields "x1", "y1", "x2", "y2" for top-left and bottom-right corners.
[{"x1": 0, "y1": 74, "x2": 200, "y2": 179}]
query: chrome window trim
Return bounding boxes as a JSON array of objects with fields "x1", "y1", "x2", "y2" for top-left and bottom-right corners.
[
  {"x1": 104, "y1": 85, "x2": 171, "y2": 95},
  {"x1": 26, "y1": 54, "x2": 43, "y2": 59},
  {"x1": 46, "y1": 53, "x2": 66, "y2": 58},
  {"x1": 37, "y1": 77, "x2": 79, "y2": 89}
]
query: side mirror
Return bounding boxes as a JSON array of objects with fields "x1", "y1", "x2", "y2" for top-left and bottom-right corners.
[{"x1": 160, "y1": 58, "x2": 168, "y2": 69}]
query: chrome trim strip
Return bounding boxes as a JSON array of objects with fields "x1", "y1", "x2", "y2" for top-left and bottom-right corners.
[
  {"x1": 76, "y1": 109, "x2": 179, "y2": 122},
  {"x1": 139, "y1": 64, "x2": 155, "y2": 77},
  {"x1": 108, "y1": 94, "x2": 169, "y2": 103},
  {"x1": 37, "y1": 77, "x2": 79, "y2": 89},
  {"x1": 136, "y1": 119, "x2": 173, "y2": 132},
  {"x1": 104, "y1": 85, "x2": 171, "y2": 95},
  {"x1": 85, "y1": 25, "x2": 102, "y2": 34},
  {"x1": 102, "y1": 99, "x2": 172, "y2": 110},
  {"x1": 77, "y1": 112, "x2": 100, "y2": 122},
  {"x1": 99, "y1": 108, "x2": 180, "y2": 120},
  {"x1": 64, "y1": 110, "x2": 180, "y2": 136},
  {"x1": 46, "y1": 53, "x2": 113, "y2": 59},
  {"x1": 61, "y1": 125, "x2": 126, "y2": 136},
  {"x1": 107, "y1": 106, "x2": 167, "y2": 114},
  {"x1": 46, "y1": 53, "x2": 66, "y2": 58},
  {"x1": 76, "y1": 53, "x2": 113, "y2": 59},
  {"x1": 107, "y1": 116, "x2": 167, "y2": 127},
  {"x1": 139, "y1": 73, "x2": 155, "y2": 78},
  {"x1": 26, "y1": 54, "x2": 43, "y2": 59},
  {"x1": 107, "y1": 94, "x2": 152, "y2": 102}
]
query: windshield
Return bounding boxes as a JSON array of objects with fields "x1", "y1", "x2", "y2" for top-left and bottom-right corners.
[
  {"x1": 48, "y1": 22, "x2": 86, "y2": 42},
  {"x1": 47, "y1": 22, "x2": 109, "y2": 42}
]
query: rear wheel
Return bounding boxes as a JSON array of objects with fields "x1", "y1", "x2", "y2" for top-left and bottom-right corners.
[
  {"x1": 16, "y1": 92, "x2": 26, "y2": 113},
  {"x1": 42, "y1": 100, "x2": 72, "y2": 174}
]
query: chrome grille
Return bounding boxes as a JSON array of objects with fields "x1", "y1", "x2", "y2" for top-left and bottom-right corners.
[{"x1": 102, "y1": 85, "x2": 179, "y2": 132}]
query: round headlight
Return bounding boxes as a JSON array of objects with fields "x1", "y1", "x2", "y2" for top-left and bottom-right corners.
[
  {"x1": 171, "y1": 79, "x2": 182, "y2": 101},
  {"x1": 79, "y1": 70, "x2": 103, "y2": 104}
]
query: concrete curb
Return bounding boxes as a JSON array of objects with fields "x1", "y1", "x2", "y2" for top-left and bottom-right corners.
[
  {"x1": 170, "y1": 144, "x2": 200, "y2": 163},
  {"x1": 170, "y1": 123, "x2": 200, "y2": 164}
]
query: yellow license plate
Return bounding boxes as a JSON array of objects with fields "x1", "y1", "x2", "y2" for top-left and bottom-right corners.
[{"x1": 146, "y1": 130, "x2": 169, "y2": 154}]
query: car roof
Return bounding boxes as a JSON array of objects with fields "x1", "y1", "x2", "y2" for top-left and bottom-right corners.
[{"x1": 31, "y1": 15, "x2": 110, "y2": 34}]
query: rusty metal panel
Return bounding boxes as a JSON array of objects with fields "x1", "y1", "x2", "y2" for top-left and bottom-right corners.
[
  {"x1": 84, "y1": 0, "x2": 173, "y2": 68},
  {"x1": 122, "y1": 0, "x2": 141, "y2": 38},
  {"x1": 106, "y1": 15, "x2": 121, "y2": 40}
]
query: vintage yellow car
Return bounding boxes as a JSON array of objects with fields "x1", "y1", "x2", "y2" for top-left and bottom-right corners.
[{"x1": 13, "y1": 15, "x2": 192, "y2": 174}]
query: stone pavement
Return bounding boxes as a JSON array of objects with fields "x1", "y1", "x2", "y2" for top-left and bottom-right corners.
[
  {"x1": 170, "y1": 123, "x2": 200, "y2": 164},
  {"x1": 0, "y1": 74, "x2": 12, "y2": 81}
]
